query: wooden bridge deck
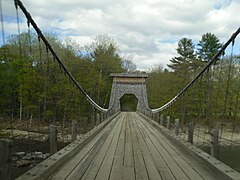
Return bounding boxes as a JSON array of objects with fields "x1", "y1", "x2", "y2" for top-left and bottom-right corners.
[{"x1": 49, "y1": 112, "x2": 227, "y2": 180}]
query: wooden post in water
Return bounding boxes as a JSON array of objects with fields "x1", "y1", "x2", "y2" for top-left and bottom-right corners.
[
  {"x1": 188, "y1": 122, "x2": 194, "y2": 144},
  {"x1": 49, "y1": 125, "x2": 57, "y2": 155},
  {"x1": 174, "y1": 119, "x2": 179, "y2": 136},
  {"x1": 210, "y1": 129, "x2": 219, "y2": 158},
  {"x1": 71, "y1": 120, "x2": 77, "y2": 142},
  {"x1": 166, "y1": 116, "x2": 170, "y2": 129}
]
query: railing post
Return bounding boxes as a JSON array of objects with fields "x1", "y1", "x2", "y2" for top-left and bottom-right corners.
[
  {"x1": 71, "y1": 120, "x2": 77, "y2": 142},
  {"x1": 96, "y1": 114, "x2": 100, "y2": 125},
  {"x1": 83, "y1": 117, "x2": 88, "y2": 132},
  {"x1": 188, "y1": 122, "x2": 194, "y2": 144},
  {"x1": 174, "y1": 119, "x2": 179, "y2": 136},
  {"x1": 91, "y1": 108, "x2": 95, "y2": 126},
  {"x1": 157, "y1": 113, "x2": 160, "y2": 123},
  {"x1": 91, "y1": 113, "x2": 95, "y2": 126},
  {"x1": 160, "y1": 115, "x2": 164, "y2": 126},
  {"x1": 210, "y1": 129, "x2": 219, "y2": 158},
  {"x1": 166, "y1": 116, "x2": 170, "y2": 129},
  {"x1": 49, "y1": 125, "x2": 57, "y2": 155},
  {"x1": 101, "y1": 113, "x2": 104, "y2": 122},
  {"x1": 152, "y1": 113, "x2": 155, "y2": 120},
  {"x1": 103, "y1": 112, "x2": 107, "y2": 120}
]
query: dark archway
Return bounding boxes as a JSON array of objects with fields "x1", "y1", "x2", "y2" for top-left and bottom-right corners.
[{"x1": 120, "y1": 94, "x2": 138, "y2": 112}]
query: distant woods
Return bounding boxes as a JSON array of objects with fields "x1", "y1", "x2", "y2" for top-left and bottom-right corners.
[
  {"x1": 147, "y1": 32, "x2": 240, "y2": 125},
  {"x1": 0, "y1": 33, "x2": 135, "y2": 122},
  {"x1": 0, "y1": 32, "x2": 239, "y2": 125}
]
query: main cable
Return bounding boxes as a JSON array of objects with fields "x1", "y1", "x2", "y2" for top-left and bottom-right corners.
[
  {"x1": 151, "y1": 27, "x2": 240, "y2": 113},
  {"x1": 0, "y1": 0, "x2": 5, "y2": 45},
  {"x1": 14, "y1": 0, "x2": 107, "y2": 112}
]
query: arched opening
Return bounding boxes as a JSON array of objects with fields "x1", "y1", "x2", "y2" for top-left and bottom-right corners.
[{"x1": 120, "y1": 94, "x2": 138, "y2": 112}]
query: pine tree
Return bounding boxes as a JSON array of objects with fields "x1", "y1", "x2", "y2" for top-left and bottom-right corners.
[
  {"x1": 197, "y1": 32, "x2": 222, "y2": 62},
  {"x1": 168, "y1": 37, "x2": 196, "y2": 79}
]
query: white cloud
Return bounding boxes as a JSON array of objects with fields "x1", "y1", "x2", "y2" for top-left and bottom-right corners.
[{"x1": 1, "y1": 0, "x2": 240, "y2": 70}]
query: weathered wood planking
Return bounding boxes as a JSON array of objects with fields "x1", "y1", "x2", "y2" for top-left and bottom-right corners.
[
  {"x1": 80, "y1": 114, "x2": 124, "y2": 180},
  {"x1": 49, "y1": 112, "x2": 238, "y2": 180},
  {"x1": 109, "y1": 114, "x2": 126, "y2": 180}
]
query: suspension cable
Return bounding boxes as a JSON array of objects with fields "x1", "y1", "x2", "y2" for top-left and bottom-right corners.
[
  {"x1": 27, "y1": 20, "x2": 32, "y2": 57},
  {"x1": 0, "y1": 0, "x2": 5, "y2": 45},
  {"x1": 14, "y1": 0, "x2": 107, "y2": 112},
  {"x1": 218, "y1": 40, "x2": 235, "y2": 156},
  {"x1": 222, "y1": 40, "x2": 235, "y2": 121},
  {"x1": 14, "y1": 1, "x2": 22, "y2": 58},
  {"x1": 151, "y1": 27, "x2": 240, "y2": 113}
]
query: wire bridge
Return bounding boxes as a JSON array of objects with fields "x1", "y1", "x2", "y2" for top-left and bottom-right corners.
[{"x1": 0, "y1": 0, "x2": 240, "y2": 179}]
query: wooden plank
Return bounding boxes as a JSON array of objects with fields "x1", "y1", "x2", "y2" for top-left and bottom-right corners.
[
  {"x1": 51, "y1": 127, "x2": 106, "y2": 179},
  {"x1": 80, "y1": 113, "x2": 124, "y2": 180},
  {"x1": 137, "y1": 114, "x2": 203, "y2": 180},
  {"x1": 122, "y1": 113, "x2": 135, "y2": 180},
  {"x1": 94, "y1": 113, "x2": 125, "y2": 180},
  {"x1": 138, "y1": 117, "x2": 205, "y2": 180},
  {"x1": 48, "y1": 112, "x2": 239, "y2": 180},
  {"x1": 109, "y1": 114, "x2": 126, "y2": 180},
  {"x1": 134, "y1": 113, "x2": 188, "y2": 179},
  {"x1": 66, "y1": 113, "x2": 123, "y2": 180},
  {"x1": 51, "y1": 116, "x2": 118, "y2": 179},
  {"x1": 134, "y1": 115, "x2": 175, "y2": 180},
  {"x1": 132, "y1": 113, "x2": 162, "y2": 180},
  {"x1": 128, "y1": 112, "x2": 149, "y2": 180}
]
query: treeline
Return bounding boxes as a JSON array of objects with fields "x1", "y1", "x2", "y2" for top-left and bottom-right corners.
[
  {"x1": 1, "y1": 31, "x2": 239, "y2": 125},
  {"x1": 0, "y1": 33, "x2": 135, "y2": 122},
  {"x1": 147, "y1": 33, "x2": 240, "y2": 125}
]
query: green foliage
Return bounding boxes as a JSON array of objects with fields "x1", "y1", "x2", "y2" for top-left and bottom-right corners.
[
  {"x1": 149, "y1": 33, "x2": 240, "y2": 125},
  {"x1": 0, "y1": 33, "x2": 125, "y2": 123},
  {"x1": 168, "y1": 38, "x2": 195, "y2": 73},
  {"x1": 197, "y1": 32, "x2": 222, "y2": 61}
]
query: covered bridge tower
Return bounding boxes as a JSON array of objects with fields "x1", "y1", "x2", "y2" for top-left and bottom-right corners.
[{"x1": 109, "y1": 73, "x2": 149, "y2": 112}]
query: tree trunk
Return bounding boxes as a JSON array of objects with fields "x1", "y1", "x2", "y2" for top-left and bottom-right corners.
[{"x1": 19, "y1": 98, "x2": 22, "y2": 121}]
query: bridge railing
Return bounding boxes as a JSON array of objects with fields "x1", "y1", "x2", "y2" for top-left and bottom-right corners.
[
  {"x1": 0, "y1": 0, "x2": 120, "y2": 178},
  {"x1": 0, "y1": 109, "x2": 117, "y2": 179},
  {"x1": 142, "y1": 27, "x2": 240, "y2": 171}
]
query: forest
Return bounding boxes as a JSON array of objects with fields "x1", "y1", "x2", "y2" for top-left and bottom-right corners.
[{"x1": 0, "y1": 32, "x2": 239, "y2": 126}]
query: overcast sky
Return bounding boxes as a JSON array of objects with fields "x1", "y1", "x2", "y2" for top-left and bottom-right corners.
[{"x1": 1, "y1": 0, "x2": 240, "y2": 70}]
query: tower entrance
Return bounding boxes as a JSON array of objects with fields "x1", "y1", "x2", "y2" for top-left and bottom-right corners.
[
  {"x1": 120, "y1": 94, "x2": 138, "y2": 111},
  {"x1": 109, "y1": 73, "x2": 148, "y2": 112}
]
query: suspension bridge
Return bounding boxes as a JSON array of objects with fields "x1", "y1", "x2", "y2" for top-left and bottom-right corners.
[{"x1": 0, "y1": 0, "x2": 240, "y2": 179}]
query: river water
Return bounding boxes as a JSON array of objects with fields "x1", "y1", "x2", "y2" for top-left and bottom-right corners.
[
  {"x1": 0, "y1": 139, "x2": 69, "y2": 180},
  {"x1": 201, "y1": 145, "x2": 240, "y2": 173}
]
